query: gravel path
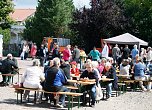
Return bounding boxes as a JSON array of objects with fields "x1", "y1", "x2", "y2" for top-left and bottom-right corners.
[{"x1": 0, "y1": 58, "x2": 152, "y2": 110}]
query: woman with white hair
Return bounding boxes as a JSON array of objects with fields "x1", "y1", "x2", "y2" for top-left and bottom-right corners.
[
  {"x1": 21, "y1": 59, "x2": 45, "y2": 102},
  {"x1": 91, "y1": 61, "x2": 102, "y2": 100},
  {"x1": 102, "y1": 62, "x2": 118, "y2": 99},
  {"x1": 91, "y1": 61, "x2": 101, "y2": 80}
]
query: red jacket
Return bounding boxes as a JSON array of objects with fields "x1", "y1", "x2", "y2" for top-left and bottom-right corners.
[
  {"x1": 71, "y1": 68, "x2": 79, "y2": 76},
  {"x1": 63, "y1": 49, "x2": 70, "y2": 61}
]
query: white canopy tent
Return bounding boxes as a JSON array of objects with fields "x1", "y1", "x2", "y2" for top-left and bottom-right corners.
[{"x1": 103, "y1": 33, "x2": 148, "y2": 49}]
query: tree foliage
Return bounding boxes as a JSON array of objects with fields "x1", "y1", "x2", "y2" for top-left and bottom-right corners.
[
  {"x1": 122, "y1": 0, "x2": 152, "y2": 46},
  {"x1": 0, "y1": 0, "x2": 14, "y2": 29},
  {"x1": 70, "y1": 0, "x2": 130, "y2": 52},
  {"x1": 0, "y1": 0, "x2": 13, "y2": 44},
  {"x1": 0, "y1": 27, "x2": 11, "y2": 44},
  {"x1": 23, "y1": 0, "x2": 74, "y2": 45},
  {"x1": 71, "y1": 0, "x2": 152, "y2": 51}
]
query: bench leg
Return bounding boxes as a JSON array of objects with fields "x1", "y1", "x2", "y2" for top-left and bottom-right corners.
[
  {"x1": 40, "y1": 92, "x2": 43, "y2": 101},
  {"x1": 28, "y1": 94, "x2": 30, "y2": 102},
  {"x1": 102, "y1": 89, "x2": 105, "y2": 100},
  {"x1": 21, "y1": 92, "x2": 23, "y2": 103},
  {"x1": 68, "y1": 95, "x2": 71, "y2": 110},
  {"x1": 78, "y1": 96, "x2": 80, "y2": 108},
  {"x1": 34, "y1": 91, "x2": 37, "y2": 104},
  {"x1": 133, "y1": 82, "x2": 137, "y2": 92},
  {"x1": 17, "y1": 92, "x2": 19, "y2": 104},
  {"x1": 72, "y1": 96, "x2": 73, "y2": 109},
  {"x1": 88, "y1": 91, "x2": 91, "y2": 106},
  {"x1": 116, "y1": 90, "x2": 118, "y2": 97}
]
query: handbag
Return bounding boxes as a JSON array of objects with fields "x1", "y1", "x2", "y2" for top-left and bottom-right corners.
[
  {"x1": 95, "y1": 84, "x2": 102, "y2": 101},
  {"x1": 13, "y1": 83, "x2": 24, "y2": 93}
]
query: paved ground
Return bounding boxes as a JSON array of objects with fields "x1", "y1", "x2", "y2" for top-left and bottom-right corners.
[{"x1": 0, "y1": 57, "x2": 152, "y2": 110}]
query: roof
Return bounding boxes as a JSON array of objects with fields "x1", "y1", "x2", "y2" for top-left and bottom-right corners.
[
  {"x1": 10, "y1": 9, "x2": 36, "y2": 22},
  {"x1": 104, "y1": 33, "x2": 148, "y2": 46}
]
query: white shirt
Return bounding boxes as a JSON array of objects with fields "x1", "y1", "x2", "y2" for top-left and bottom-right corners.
[
  {"x1": 101, "y1": 44, "x2": 109, "y2": 58},
  {"x1": 21, "y1": 66, "x2": 44, "y2": 89},
  {"x1": 119, "y1": 64, "x2": 130, "y2": 76},
  {"x1": 23, "y1": 45, "x2": 29, "y2": 52},
  {"x1": 147, "y1": 50, "x2": 152, "y2": 62}
]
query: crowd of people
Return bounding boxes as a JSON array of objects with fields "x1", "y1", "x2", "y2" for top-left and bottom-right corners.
[{"x1": 1, "y1": 40, "x2": 152, "y2": 108}]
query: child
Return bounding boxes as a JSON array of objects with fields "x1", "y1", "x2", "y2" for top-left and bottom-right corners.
[{"x1": 70, "y1": 61, "x2": 80, "y2": 80}]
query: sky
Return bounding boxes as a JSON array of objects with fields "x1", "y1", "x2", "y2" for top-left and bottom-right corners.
[{"x1": 13, "y1": 0, "x2": 91, "y2": 9}]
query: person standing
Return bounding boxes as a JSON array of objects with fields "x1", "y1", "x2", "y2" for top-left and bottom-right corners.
[
  {"x1": 30, "y1": 43, "x2": 37, "y2": 60},
  {"x1": 72, "y1": 45, "x2": 80, "y2": 63},
  {"x1": 88, "y1": 47, "x2": 101, "y2": 61},
  {"x1": 140, "y1": 48, "x2": 147, "y2": 64},
  {"x1": 146, "y1": 47, "x2": 152, "y2": 65},
  {"x1": 122, "y1": 45, "x2": 130, "y2": 60},
  {"x1": 62, "y1": 45, "x2": 71, "y2": 62},
  {"x1": 131, "y1": 44, "x2": 139, "y2": 63},
  {"x1": 23, "y1": 43, "x2": 30, "y2": 60},
  {"x1": 112, "y1": 44, "x2": 121, "y2": 63},
  {"x1": 0, "y1": 54, "x2": 3, "y2": 73},
  {"x1": 38, "y1": 44, "x2": 47, "y2": 67},
  {"x1": 101, "y1": 42, "x2": 109, "y2": 58},
  {"x1": 52, "y1": 44, "x2": 60, "y2": 59}
]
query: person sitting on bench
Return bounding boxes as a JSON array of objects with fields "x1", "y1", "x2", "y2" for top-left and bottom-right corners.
[
  {"x1": 0, "y1": 54, "x2": 18, "y2": 86},
  {"x1": 21, "y1": 59, "x2": 45, "y2": 102},
  {"x1": 80, "y1": 62, "x2": 98, "y2": 107},
  {"x1": 43, "y1": 57, "x2": 68, "y2": 108}
]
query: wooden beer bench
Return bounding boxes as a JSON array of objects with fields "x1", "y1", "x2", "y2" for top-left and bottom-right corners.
[{"x1": 15, "y1": 87, "x2": 82, "y2": 110}]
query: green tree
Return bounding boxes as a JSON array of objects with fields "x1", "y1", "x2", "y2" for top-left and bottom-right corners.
[
  {"x1": 70, "y1": 0, "x2": 129, "y2": 52},
  {"x1": 0, "y1": 0, "x2": 14, "y2": 29},
  {"x1": 122, "y1": 0, "x2": 152, "y2": 46},
  {"x1": 0, "y1": 0, "x2": 13, "y2": 44},
  {"x1": 23, "y1": 0, "x2": 74, "y2": 45},
  {"x1": 0, "y1": 27, "x2": 11, "y2": 44}
]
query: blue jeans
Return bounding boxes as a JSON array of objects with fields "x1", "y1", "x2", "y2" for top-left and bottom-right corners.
[
  {"x1": 59, "y1": 86, "x2": 69, "y2": 105},
  {"x1": 106, "y1": 83, "x2": 112, "y2": 97}
]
